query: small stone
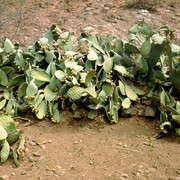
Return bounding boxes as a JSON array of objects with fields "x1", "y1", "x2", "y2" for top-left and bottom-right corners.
[
  {"x1": 89, "y1": 160, "x2": 93, "y2": 165},
  {"x1": 28, "y1": 140, "x2": 36, "y2": 146},
  {"x1": 73, "y1": 141, "x2": 79, "y2": 144},
  {"x1": 59, "y1": 171, "x2": 65, "y2": 176},
  {"x1": 28, "y1": 156, "x2": 35, "y2": 162},
  {"x1": 39, "y1": 145, "x2": 45, "y2": 149},
  {"x1": 57, "y1": 166, "x2": 63, "y2": 169},
  {"x1": 136, "y1": 14, "x2": 144, "y2": 20},
  {"x1": 24, "y1": 148, "x2": 29, "y2": 153},
  {"x1": 117, "y1": 16, "x2": 124, "y2": 21},
  {"x1": 11, "y1": 173, "x2": 15, "y2": 176},
  {"x1": 104, "y1": 3, "x2": 114, "y2": 8},
  {"x1": 33, "y1": 151, "x2": 42, "y2": 157},
  {"x1": 21, "y1": 171, "x2": 27, "y2": 175},
  {"x1": 0, "y1": 175, "x2": 9, "y2": 179},
  {"x1": 131, "y1": 107, "x2": 137, "y2": 116},
  {"x1": 137, "y1": 109, "x2": 144, "y2": 116},
  {"x1": 145, "y1": 107, "x2": 156, "y2": 117},
  {"x1": 120, "y1": 173, "x2": 129, "y2": 178},
  {"x1": 48, "y1": 140, "x2": 52, "y2": 143},
  {"x1": 141, "y1": 99, "x2": 152, "y2": 106},
  {"x1": 177, "y1": 169, "x2": 180, "y2": 174},
  {"x1": 43, "y1": 140, "x2": 47, "y2": 144},
  {"x1": 85, "y1": 7, "x2": 93, "y2": 11},
  {"x1": 73, "y1": 111, "x2": 82, "y2": 120},
  {"x1": 147, "y1": 167, "x2": 156, "y2": 173}
]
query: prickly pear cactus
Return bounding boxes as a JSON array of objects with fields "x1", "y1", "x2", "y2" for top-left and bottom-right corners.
[{"x1": 0, "y1": 21, "x2": 179, "y2": 135}]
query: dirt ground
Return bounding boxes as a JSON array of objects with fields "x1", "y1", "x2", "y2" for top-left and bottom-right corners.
[{"x1": 0, "y1": 0, "x2": 180, "y2": 179}]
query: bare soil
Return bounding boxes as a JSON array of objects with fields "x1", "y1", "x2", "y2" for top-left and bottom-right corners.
[{"x1": 0, "y1": 0, "x2": 180, "y2": 180}]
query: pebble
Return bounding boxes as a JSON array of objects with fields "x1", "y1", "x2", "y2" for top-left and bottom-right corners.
[
  {"x1": 11, "y1": 173, "x2": 15, "y2": 176},
  {"x1": 33, "y1": 151, "x2": 43, "y2": 157},
  {"x1": 117, "y1": 16, "x2": 124, "y2": 21},
  {"x1": 73, "y1": 141, "x2": 79, "y2": 144},
  {"x1": 21, "y1": 171, "x2": 27, "y2": 175},
  {"x1": 24, "y1": 148, "x2": 29, "y2": 153},
  {"x1": 48, "y1": 140, "x2": 52, "y2": 143},
  {"x1": 104, "y1": 3, "x2": 114, "y2": 8},
  {"x1": 177, "y1": 169, "x2": 180, "y2": 174},
  {"x1": 144, "y1": 107, "x2": 156, "y2": 117},
  {"x1": 131, "y1": 107, "x2": 137, "y2": 116},
  {"x1": 137, "y1": 109, "x2": 144, "y2": 116},
  {"x1": 73, "y1": 111, "x2": 83, "y2": 120},
  {"x1": 146, "y1": 167, "x2": 156, "y2": 173},
  {"x1": 141, "y1": 100, "x2": 152, "y2": 106},
  {"x1": 39, "y1": 145, "x2": 45, "y2": 149},
  {"x1": 120, "y1": 173, "x2": 129, "y2": 178},
  {"x1": 28, "y1": 140, "x2": 36, "y2": 146},
  {"x1": 0, "y1": 175, "x2": 9, "y2": 179},
  {"x1": 43, "y1": 140, "x2": 47, "y2": 144},
  {"x1": 85, "y1": 7, "x2": 93, "y2": 11},
  {"x1": 57, "y1": 166, "x2": 63, "y2": 169},
  {"x1": 28, "y1": 156, "x2": 35, "y2": 162}
]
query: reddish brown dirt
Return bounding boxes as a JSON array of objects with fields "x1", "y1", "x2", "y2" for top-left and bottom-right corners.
[{"x1": 0, "y1": 0, "x2": 180, "y2": 180}]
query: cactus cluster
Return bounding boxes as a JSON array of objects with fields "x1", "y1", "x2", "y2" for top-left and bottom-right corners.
[
  {"x1": 0, "y1": 114, "x2": 23, "y2": 165},
  {"x1": 0, "y1": 21, "x2": 179, "y2": 136}
]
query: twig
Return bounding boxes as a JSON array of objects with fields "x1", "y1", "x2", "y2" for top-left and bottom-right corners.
[
  {"x1": 14, "y1": 117, "x2": 30, "y2": 121},
  {"x1": 103, "y1": 146, "x2": 145, "y2": 154},
  {"x1": 10, "y1": 0, "x2": 24, "y2": 41}
]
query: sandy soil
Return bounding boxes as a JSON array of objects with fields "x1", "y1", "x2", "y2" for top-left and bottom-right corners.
[{"x1": 0, "y1": 0, "x2": 180, "y2": 180}]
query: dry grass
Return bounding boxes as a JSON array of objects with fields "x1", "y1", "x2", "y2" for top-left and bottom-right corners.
[{"x1": 125, "y1": 0, "x2": 161, "y2": 12}]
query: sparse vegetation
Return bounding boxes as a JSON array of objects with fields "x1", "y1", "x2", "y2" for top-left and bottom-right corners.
[{"x1": 126, "y1": 0, "x2": 161, "y2": 12}]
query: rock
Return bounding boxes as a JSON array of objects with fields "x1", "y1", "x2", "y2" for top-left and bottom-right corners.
[
  {"x1": 138, "y1": 9, "x2": 150, "y2": 16},
  {"x1": 104, "y1": 3, "x2": 114, "y2": 8},
  {"x1": 73, "y1": 141, "x2": 79, "y2": 144},
  {"x1": 85, "y1": 7, "x2": 93, "y2": 11},
  {"x1": 21, "y1": 171, "x2": 27, "y2": 175},
  {"x1": 141, "y1": 99, "x2": 152, "y2": 106},
  {"x1": 11, "y1": 173, "x2": 15, "y2": 176},
  {"x1": 147, "y1": 167, "x2": 156, "y2": 173},
  {"x1": 28, "y1": 140, "x2": 36, "y2": 146},
  {"x1": 24, "y1": 148, "x2": 29, "y2": 153},
  {"x1": 57, "y1": 166, "x2": 63, "y2": 169},
  {"x1": 0, "y1": 175, "x2": 9, "y2": 179},
  {"x1": 42, "y1": 140, "x2": 47, "y2": 144},
  {"x1": 145, "y1": 107, "x2": 156, "y2": 117},
  {"x1": 117, "y1": 16, "x2": 124, "y2": 21},
  {"x1": 120, "y1": 173, "x2": 129, "y2": 178},
  {"x1": 48, "y1": 140, "x2": 52, "y2": 143},
  {"x1": 137, "y1": 109, "x2": 144, "y2": 116},
  {"x1": 39, "y1": 145, "x2": 45, "y2": 149},
  {"x1": 33, "y1": 151, "x2": 43, "y2": 157},
  {"x1": 131, "y1": 107, "x2": 137, "y2": 116},
  {"x1": 28, "y1": 156, "x2": 35, "y2": 162},
  {"x1": 136, "y1": 14, "x2": 144, "y2": 20},
  {"x1": 73, "y1": 110, "x2": 83, "y2": 120}
]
